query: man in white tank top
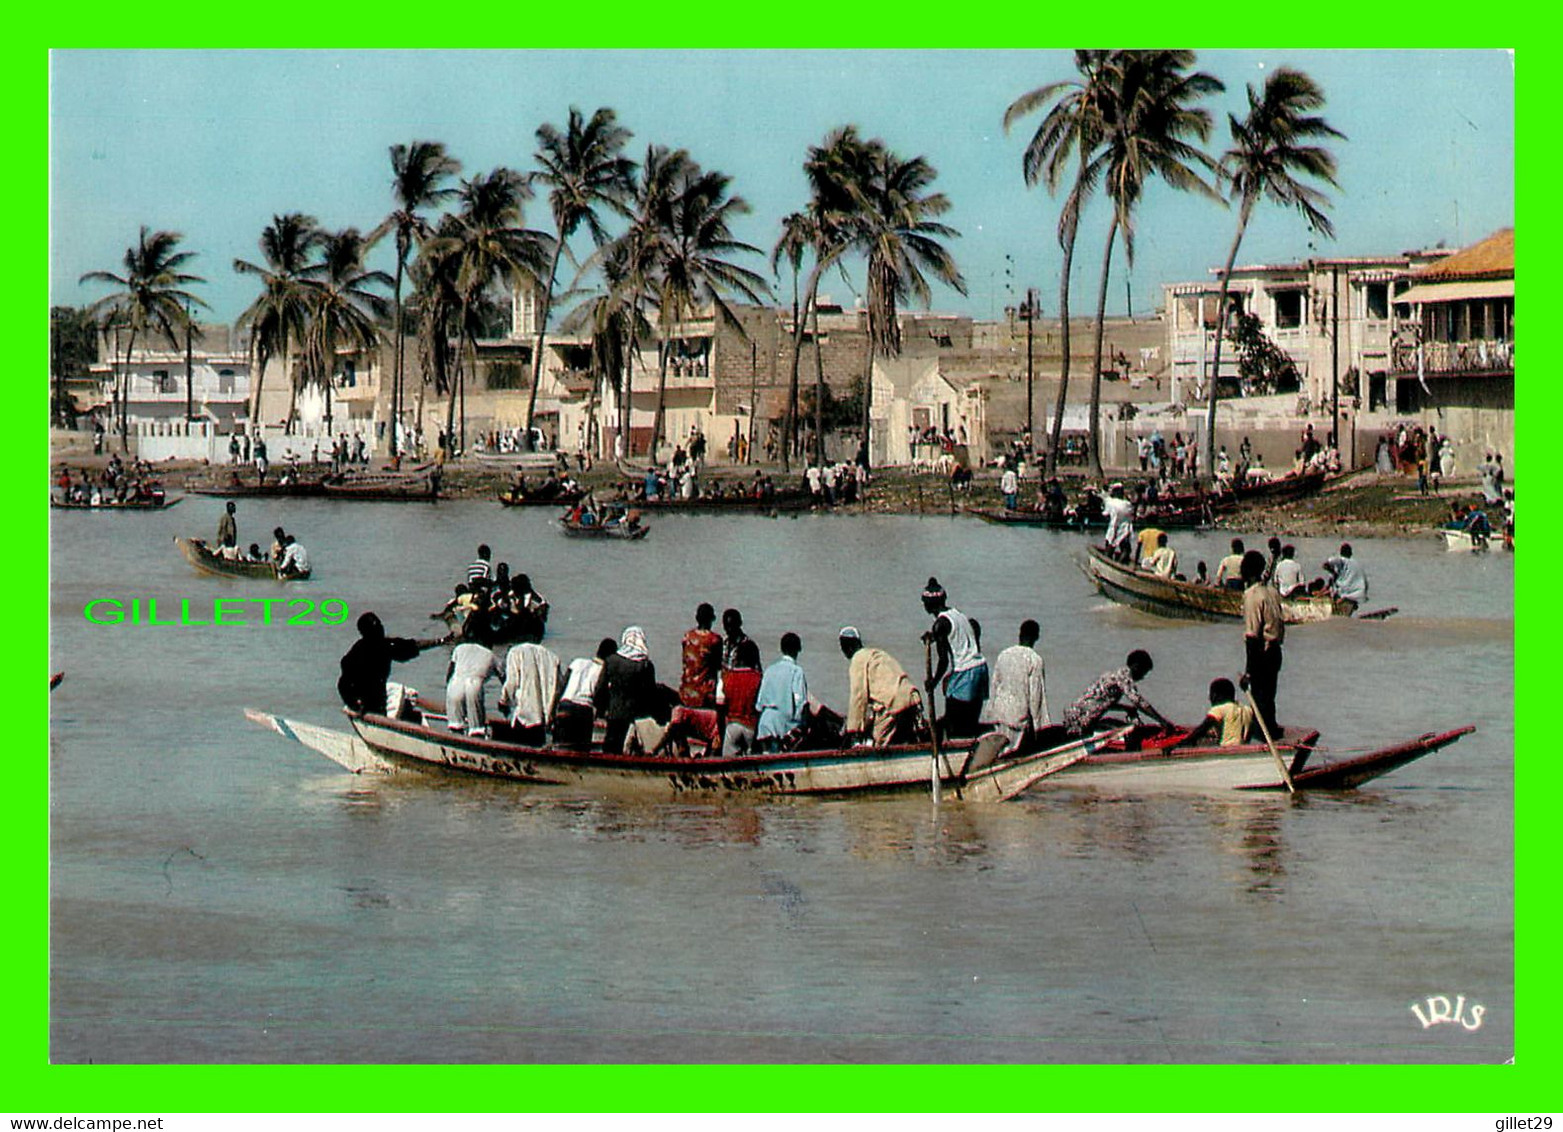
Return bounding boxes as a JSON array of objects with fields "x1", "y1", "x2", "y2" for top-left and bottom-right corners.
[{"x1": 920, "y1": 577, "x2": 990, "y2": 739}]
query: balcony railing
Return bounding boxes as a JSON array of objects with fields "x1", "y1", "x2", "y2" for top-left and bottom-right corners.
[{"x1": 1391, "y1": 337, "x2": 1514, "y2": 375}]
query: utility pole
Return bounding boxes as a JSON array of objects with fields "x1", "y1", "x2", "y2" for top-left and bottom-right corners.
[
  {"x1": 1024, "y1": 288, "x2": 1038, "y2": 455},
  {"x1": 747, "y1": 339, "x2": 758, "y2": 465}
]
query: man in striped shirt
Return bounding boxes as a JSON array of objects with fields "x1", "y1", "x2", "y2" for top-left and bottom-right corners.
[{"x1": 467, "y1": 544, "x2": 493, "y2": 586}]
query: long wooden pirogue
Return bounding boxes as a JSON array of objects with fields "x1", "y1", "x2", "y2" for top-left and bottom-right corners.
[
  {"x1": 1082, "y1": 546, "x2": 1365, "y2": 624},
  {"x1": 247, "y1": 704, "x2": 1471, "y2": 798}
]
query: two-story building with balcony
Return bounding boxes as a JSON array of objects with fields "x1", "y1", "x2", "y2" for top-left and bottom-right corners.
[
  {"x1": 1163, "y1": 248, "x2": 1450, "y2": 415},
  {"x1": 1389, "y1": 228, "x2": 1513, "y2": 462}
]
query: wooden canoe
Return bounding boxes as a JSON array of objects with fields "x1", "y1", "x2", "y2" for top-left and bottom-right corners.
[
  {"x1": 174, "y1": 536, "x2": 309, "y2": 581},
  {"x1": 248, "y1": 705, "x2": 1121, "y2": 799},
  {"x1": 628, "y1": 491, "x2": 817, "y2": 513},
  {"x1": 321, "y1": 474, "x2": 438, "y2": 501},
  {"x1": 559, "y1": 517, "x2": 649, "y2": 539},
  {"x1": 51, "y1": 494, "x2": 181, "y2": 510},
  {"x1": 50, "y1": 671, "x2": 64, "y2": 691},
  {"x1": 497, "y1": 489, "x2": 585, "y2": 508},
  {"x1": 1440, "y1": 528, "x2": 1493, "y2": 553},
  {"x1": 189, "y1": 479, "x2": 327, "y2": 497},
  {"x1": 1082, "y1": 546, "x2": 1354, "y2": 624}
]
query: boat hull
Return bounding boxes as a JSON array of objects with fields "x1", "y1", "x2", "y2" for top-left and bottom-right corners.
[
  {"x1": 559, "y1": 520, "x2": 649, "y2": 539},
  {"x1": 1083, "y1": 546, "x2": 1349, "y2": 624},
  {"x1": 52, "y1": 495, "x2": 181, "y2": 510},
  {"x1": 336, "y1": 712, "x2": 1111, "y2": 798}
]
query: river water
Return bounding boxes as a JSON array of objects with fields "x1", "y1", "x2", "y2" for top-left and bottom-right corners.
[{"x1": 48, "y1": 499, "x2": 1514, "y2": 1063}]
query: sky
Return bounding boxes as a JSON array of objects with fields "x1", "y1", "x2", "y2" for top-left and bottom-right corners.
[{"x1": 48, "y1": 49, "x2": 1514, "y2": 327}]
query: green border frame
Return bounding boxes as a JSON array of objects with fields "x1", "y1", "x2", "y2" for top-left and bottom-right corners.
[{"x1": 21, "y1": 30, "x2": 1541, "y2": 1114}]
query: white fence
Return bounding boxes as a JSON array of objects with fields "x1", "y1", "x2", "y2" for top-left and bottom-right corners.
[{"x1": 130, "y1": 420, "x2": 380, "y2": 464}]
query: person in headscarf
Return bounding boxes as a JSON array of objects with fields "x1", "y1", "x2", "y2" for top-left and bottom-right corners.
[
  {"x1": 337, "y1": 612, "x2": 445, "y2": 716},
  {"x1": 595, "y1": 627, "x2": 658, "y2": 754}
]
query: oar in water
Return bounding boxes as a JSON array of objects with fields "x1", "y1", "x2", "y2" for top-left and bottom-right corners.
[
  {"x1": 1246, "y1": 692, "x2": 1295, "y2": 795},
  {"x1": 923, "y1": 637, "x2": 942, "y2": 804}
]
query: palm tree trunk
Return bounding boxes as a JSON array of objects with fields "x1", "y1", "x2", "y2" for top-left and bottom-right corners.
[
  {"x1": 782, "y1": 268, "x2": 802, "y2": 472},
  {"x1": 524, "y1": 237, "x2": 565, "y2": 437},
  {"x1": 1046, "y1": 220, "x2": 1080, "y2": 478},
  {"x1": 651, "y1": 336, "x2": 671, "y2": 464},
  {"x1": 812, "y1": 290, "x2": 826, "y2": 468},
  {"x1": 1086, "y1": 214, "x2": 1120, "y2": 481},
  {"x1": 1203, "y1": 197, "x2": 1254, "y2": 484},
  {"x1": 859, "y1": 308, "x2": 875, "y2": 469},
  {"x1": 391, "y1": 246, "x2": 406, "y2": 458},
  {"x1": 119, "y1": 329, "x2": 136, "y2": 454},
  {"x1": 784, "y1": 260, "x2": 826, "y2": 473}
]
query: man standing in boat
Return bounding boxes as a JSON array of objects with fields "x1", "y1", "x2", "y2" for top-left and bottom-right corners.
[
  {"x1": 216, "y1": 501, "x2": 238, "y2": 552},
  {"x1": 1240, "y1": 550, "x2": 1285, "y2": 738},
  {"x1": 988, "y1": 619, "x2": 1050, "y2": 754},
  {"x1": 921, "y1": 579, "x2": 989, "y2": 739},
  {"x1": 1101, "y1": 484, "x2": 1134, "y2": 562},
  {"x1": 337, "y1": 612, "x2": 447, "y2": 716}
]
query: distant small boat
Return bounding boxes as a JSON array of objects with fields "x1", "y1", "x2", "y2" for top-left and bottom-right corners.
[
  {"x1": 174, "y1": 536, "x2": 309, "y2": 581},
  {"x1": 50, "y1": 671, "x2": 64, "y2": 691},
  {"x1": 559, "y1": 515, "x2": 649, "y2": 540},
  {"x1": 52, "y1": 494, "x2": 181, "y2": 510}
]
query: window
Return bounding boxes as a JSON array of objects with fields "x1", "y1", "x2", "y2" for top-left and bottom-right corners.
[
  {"x1": 218, "y1": 369, "x2": 235, "y2": 394},
  {"x1": 153, "y1": 369, "x2": 177, "y2": 393},
  {"x1": 486, "y1": 361, "x2": 527, "y2": 390},
  {"x1": 1272, "y1": 291, "x2": 1304, "y2": 329},
  {"x1": 341, "y1": 360, "x2": 357, "y2": 388},
  {"x1": 1364, "y1": 282, "x2": 1389, "y2": 320}
]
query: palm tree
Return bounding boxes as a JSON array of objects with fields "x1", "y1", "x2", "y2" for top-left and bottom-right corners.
[
  {"x1": 79, "y1": 227, "x2": 206, "y2": 451},
  {"x1": 1202, "y1": 68, "x2": 1345, "y2": 480},
  {"x1": 646, "y1": 163, "x2": 768, "y2": 463},
  {"x1": 409, "y1": 232, "x2": 463, "y2": 443},
  {"x1": 1080, "y1": 50, "x2": 1224, "y2": 478},
  {"x1": 848, "y1": 142, "x2": 967, "y2": 468},
  {"x1": 436, "y1": 168, "x2": 553, "y2": 452},
  {"x1": 560, "y1": 239, "x2": 650, "y2": 461},
  {"x1": 1004, "y1": 50, "x2": 1115, "y2": 476},
  {"x1": 301, "y1": 228, "x2": 393, "y2": 436},
  {"x1": 606, "y1": 144, "x2": 693, "y2": 459},
  {"x1": 772, "y1": 210, "x2": 814, "y2": 468},
  {"x1": 234, "y1": 213, "x2": 321, "y2": 433},
  {"x1": 373, "y1": 142, "x2": 461, "y2": 459},
  {"x1": 524, "y1": 107, "x2": 636, "y2": 442}
]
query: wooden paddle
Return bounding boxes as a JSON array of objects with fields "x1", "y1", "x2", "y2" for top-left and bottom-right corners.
[
  {"x1": 923, "y1": 636, "x2": 942, "y2": 804},
  {"x1": 1246, "y1": 691, "x2": 1295, "y2": 795}
]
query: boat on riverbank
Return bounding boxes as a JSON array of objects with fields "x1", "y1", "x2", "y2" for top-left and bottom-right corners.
[
  {"x1": 174, "y1": 536, "x2": 309, "y2": 581},
  {"x1": 321, "y1": 473, "x2": 439, "y2": 501},
  {"x1": 1081, "y1": 545, "x2": 1373, "y2": 623},
  {"x1": 497, "y1": 489, "x2": 585, "y2": 508},
  {"x1": 52, "y1": 493, "x2": 181, "y2": 510},
  {"x1": 965, "y1": 497, "x2": 1221, "y2": 529},
  {"x1": 246, "y1": 707, "x2": 1116, "y2": 800},
  {"x1": 189, "y1": 478, "x2": 327, "y2": 498}
]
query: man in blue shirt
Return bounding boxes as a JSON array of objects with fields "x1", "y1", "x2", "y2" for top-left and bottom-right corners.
[{"x1": 756, "y1": 632, "x2": 810, "y2": 750}]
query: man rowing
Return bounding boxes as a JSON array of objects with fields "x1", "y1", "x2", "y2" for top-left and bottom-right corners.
[{"x1": 921, "y1": 578, "x2": 988, "y2": 738}]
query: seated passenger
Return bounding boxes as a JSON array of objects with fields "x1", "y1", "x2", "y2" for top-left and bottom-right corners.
[{"x1": 1179, "y1": 678, "x2": 1254, "y2": 748}]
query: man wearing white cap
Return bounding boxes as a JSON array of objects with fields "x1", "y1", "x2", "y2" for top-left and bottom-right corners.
[{"x1": 839, "y1": 627, "x2": 922, "y2": 747}]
